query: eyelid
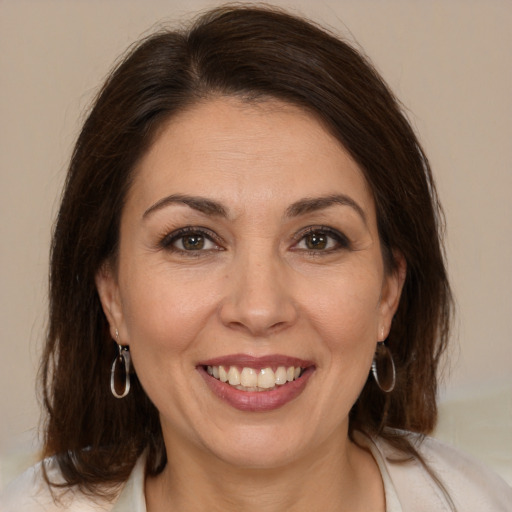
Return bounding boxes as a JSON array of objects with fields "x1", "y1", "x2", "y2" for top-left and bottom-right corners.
[
  {"x1": 159, "y1": 226, "x2": 224, "y2": 251},
  {"x1": 291, "y1": 225, "x2": 351, "y2": 251}
]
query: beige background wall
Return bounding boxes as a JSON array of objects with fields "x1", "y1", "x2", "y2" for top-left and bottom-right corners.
[{"x1": 1, "y1": 0, "x2": 511, "y2": 489}]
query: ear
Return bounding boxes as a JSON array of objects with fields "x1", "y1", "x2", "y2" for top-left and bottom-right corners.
[
  {"x1": 378, "y1": 251, "x2": 406, "y2": 340},
  {"x1": 95, "y1": 262, "x2": 126, "y2": 343}
]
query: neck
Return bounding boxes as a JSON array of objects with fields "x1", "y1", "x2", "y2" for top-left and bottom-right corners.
[{"x1": 145, "y1": 430, "x2": 385, "y2": 512}]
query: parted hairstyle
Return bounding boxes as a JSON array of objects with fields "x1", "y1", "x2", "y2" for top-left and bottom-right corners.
[{"x1": 41, "y1": 4, "x2": 452, "y2": 494}]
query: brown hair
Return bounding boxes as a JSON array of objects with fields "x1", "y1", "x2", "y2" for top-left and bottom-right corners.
[{"x1": 41, "y1": 4, "x2": 452, "y2": 495}]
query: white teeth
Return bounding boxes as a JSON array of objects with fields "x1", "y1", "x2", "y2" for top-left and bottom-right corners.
[
  {"x1": 236, "y1": 385, "x2": 259, "y2": 392},
  {"x1": 207, "y1": 364, "x2": 304, "y2": 391},
  {"x1": 228, "y1": 366, "x2": 241, "y2": 386},
  {"x1": 275, "y1": 366, "x2": 287, "y2": 385},
  {"x1": 219, "y1": 365, "x2": 228, "y2": 382},
  {"x1": 258, "y1": 367, "x2": 275, "y2": 389},
  {"x1": 240, "y1": 367, "x2": 258, "y2": 387}
]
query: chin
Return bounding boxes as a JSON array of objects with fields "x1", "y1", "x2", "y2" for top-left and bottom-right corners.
[
  {"x1": 214, "y1": 444, "x2": 300, "y2": 470},
  {"x1": 201, "y1": 423, "x2": 312, "y2": 470}
]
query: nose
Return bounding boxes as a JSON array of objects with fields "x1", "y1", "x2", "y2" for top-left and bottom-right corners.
[{"x1": 218, "y1": 247, "x2": 298, "y2": 337}]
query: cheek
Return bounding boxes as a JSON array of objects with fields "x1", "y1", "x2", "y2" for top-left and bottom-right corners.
[
  {"x1": 119, "y1": 262, "x2": 221, "y2": 357},
  {"x1": 289, "y1": 271, "x2": 383, "y2": 433},
  {"x1": 301, "y1": 268, "x2": 383, "y2": 348}
]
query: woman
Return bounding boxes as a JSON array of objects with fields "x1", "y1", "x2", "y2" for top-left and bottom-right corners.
[{"x1": 1, "y1": 5, "x2": 510, "y2": 511}]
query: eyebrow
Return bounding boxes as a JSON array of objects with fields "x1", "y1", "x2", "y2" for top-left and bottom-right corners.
[
  {"x1": 285, "y1": 194, "x2": 367, "y2": 224},
  {"x1": 142, "y1": 193, "x2": 366, "y2": 224},
  {"x1": 143, "y1": 194, "x2": 228, "y2": 219}
]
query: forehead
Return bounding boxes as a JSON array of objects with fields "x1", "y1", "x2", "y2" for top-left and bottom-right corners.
[{"x1": 128, "y1": 97, "x2": 375, "y2": 219}]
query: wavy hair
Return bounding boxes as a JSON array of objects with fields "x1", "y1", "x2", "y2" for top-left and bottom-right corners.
[{"x1": 41, "y1": 4, "x2": 453, "y2": 496}]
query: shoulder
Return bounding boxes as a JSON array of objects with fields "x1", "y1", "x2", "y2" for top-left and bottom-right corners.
[
  {"x1": 419, "y1": 436, "x2": 512, "y2": 510},
  {"x1": 0, "y1": 457, "x2": 114, "y2": 512},
  {"x1": 375, "y1": 432, "x2": 512, "y2": 511}
]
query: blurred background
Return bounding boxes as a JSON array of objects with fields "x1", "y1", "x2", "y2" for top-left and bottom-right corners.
[{"x1": 1, "y1": 0, "x2": 511, "y2": 489}]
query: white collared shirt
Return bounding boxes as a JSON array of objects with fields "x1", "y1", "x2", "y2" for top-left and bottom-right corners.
[{"x1": 2, "y1": 434, "x2": 511, "y2": 511}]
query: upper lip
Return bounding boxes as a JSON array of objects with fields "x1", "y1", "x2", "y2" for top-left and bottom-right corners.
[{"x1": 198, "y1": 353, "x2": 314, "y2": 370}]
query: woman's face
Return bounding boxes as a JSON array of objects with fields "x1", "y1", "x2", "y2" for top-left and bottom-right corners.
[{"x1": 97, "y1": 97, "x2": 404, "y2": 469}]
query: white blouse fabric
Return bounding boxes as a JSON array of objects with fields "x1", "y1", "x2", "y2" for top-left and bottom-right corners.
[{"x1": 1, "y1": 434, "x2": 511, "y2": 511}]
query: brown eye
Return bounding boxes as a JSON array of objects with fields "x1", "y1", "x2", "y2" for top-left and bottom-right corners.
[
  {"x1": 160, "y1": 227, "x2": 221, "y2": 253},
  {"x1": 180, "y1": 234, "x2": 205, "y2": 250},
  {"x1": 304, "y1": 232, "x2": 328, "y2": 250},
  {"x1": 295, "y1": 227, "x2": 349, "y2": 253}
]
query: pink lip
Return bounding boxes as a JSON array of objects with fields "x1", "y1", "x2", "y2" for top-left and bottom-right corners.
[{"x1": 197, "y1": 355, "x2": 315, "y2": 412}]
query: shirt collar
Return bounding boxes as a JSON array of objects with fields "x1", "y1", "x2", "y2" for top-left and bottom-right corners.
[{"x1": 111, "y1": 454, "x2": 147, "y2": 512}]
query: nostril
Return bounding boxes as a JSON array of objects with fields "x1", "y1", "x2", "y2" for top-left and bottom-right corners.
[{"x1": 219, "y1": 298, "x2": 298, "y2": 336}]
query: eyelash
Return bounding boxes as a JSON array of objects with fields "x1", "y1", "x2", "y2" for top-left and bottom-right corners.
[
  {"x1": 159, "y1": 226, "x2": 224, "y2": 255},
  {"x1": 292, "y1": 226, "x2": 351, "y2": 254},
  {"x1": 158, "y1": 225, "x2": 350, "y2": 256}
]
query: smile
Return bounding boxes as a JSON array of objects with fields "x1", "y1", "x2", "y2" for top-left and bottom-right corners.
[
  {"x1": 205, "y1": 365, "x2": 304, "y2": 391},
  {"x1": 198, "y1": 355, "x2": 314, "y2": 412}
]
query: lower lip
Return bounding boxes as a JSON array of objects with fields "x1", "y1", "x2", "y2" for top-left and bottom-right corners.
[{"x1": 198, "y1": 366, "x2": 314, "y2": 412}]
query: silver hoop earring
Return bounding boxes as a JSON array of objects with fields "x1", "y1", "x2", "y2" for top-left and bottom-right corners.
[
  {"x1": 111, "y1": 331, "x2": 131, "y2": 399},
  {"x1": 371, "y1": 342, "x2": 396, "y2": 393}
]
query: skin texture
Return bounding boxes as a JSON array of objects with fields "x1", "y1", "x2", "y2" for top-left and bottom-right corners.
[{"x1": 96, "y1": 97, "x2": 405, "y2": 511}]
